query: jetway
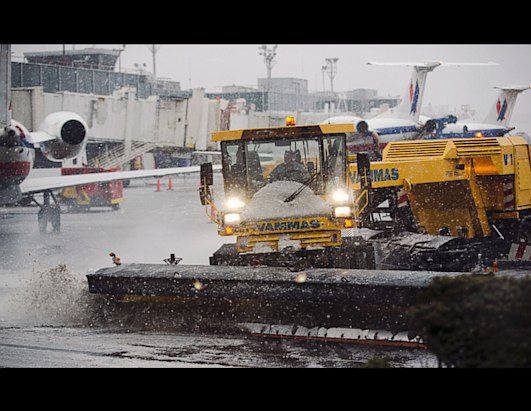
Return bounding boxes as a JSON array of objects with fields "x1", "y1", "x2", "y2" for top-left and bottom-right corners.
[{"x1": 10, "y1": 86, "x2": 222, "y2": 158}]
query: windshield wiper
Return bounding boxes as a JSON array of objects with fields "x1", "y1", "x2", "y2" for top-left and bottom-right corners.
[{"x1": 284, "y1": 172, "x2": 318, "y2": 203}]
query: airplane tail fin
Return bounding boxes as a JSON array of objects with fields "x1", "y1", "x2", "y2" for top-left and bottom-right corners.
[
  {"x1": 367, "y1": 61, "x2": 498, "y2": 123},
  {"x1": 0, "y1": 44, "x2": 11, "y2": 130},
  {"x1": 368, "y1": 61, "x2": 443, "y2": 122},
  {"x1": 483, "y1": 85, "x2": 531, "y2": 127}
]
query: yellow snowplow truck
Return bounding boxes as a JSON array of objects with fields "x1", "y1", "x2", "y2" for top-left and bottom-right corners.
[
  {"x1": 202, "y1": 123, "x2": 530, "y2": 272},
  {"x1": 353, "y1": 135, "x2": 530, "y2": 237},
  {"x1": 86, "y1": 122, "x2": 530, "y2": 341},
  {"x1": 350, "y1": 135, "x2": 531, "y2": 271},
  {"x1": 203, "y1": 122, "x2": 375, "y2": 270}
]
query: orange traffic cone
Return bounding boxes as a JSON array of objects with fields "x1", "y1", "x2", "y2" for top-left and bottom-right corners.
[
  {"x1": 167, "y1": 177, "x2": 173, "y2": 190},
  {"x1": 156, "y1": 179, "x2": 161, "y2": 192}
]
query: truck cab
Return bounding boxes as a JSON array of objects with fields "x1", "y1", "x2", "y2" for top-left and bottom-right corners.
[{"x1": 202, "y1": 120, "x2": 374, "y2": 268}]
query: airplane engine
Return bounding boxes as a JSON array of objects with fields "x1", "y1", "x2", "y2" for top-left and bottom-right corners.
[{"x1": 37, "y1": 112, "x2": 88, "y2": 162}]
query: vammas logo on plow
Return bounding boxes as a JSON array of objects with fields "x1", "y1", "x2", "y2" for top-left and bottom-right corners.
[
  {"x1": 256, "y1": 219, "x2": 321, "y2": 232},
  {"x1": 350, "y1": 167, "x2": 400, "y2": 184}
]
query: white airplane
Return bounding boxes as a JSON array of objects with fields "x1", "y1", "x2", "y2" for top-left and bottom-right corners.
[
  {"x1": 322, "y1": 61, "x2": 498, "y2": 154},
  {"x1": 0, "y1": 44, "x2": 217, "y2": 232},
  {"x1": 422, "y1": 85, "x2": 531, "y2": 138},
  {"x1": 1, "y1": 45, "x2": 91, "y2": 206},
  {"x1": 1, "y1": 111, "x2": 88, "y2": 204}
]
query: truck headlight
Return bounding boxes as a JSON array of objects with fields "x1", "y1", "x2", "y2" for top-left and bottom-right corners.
[
  {"x1": 224, "y1": 213, "x2": 241, "y2": 225},
  {"x1": 226, "y1": 197, "x2": 245, "y2": 210},
  {"x1": 332, "y1": 189, "x2": 350, "y2": 204},
  {"x1": 334, "y1": 206, "x2": 352, "y2": 218}
]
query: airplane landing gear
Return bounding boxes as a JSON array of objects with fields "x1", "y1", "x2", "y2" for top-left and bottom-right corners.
[{"x1": 34, "y1": 191, "x2": 61, "y2": 234}]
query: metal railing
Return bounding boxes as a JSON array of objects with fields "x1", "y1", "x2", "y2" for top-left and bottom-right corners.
[{"x1": 88, "y1": 141, "x2": 157, "y2": 169}]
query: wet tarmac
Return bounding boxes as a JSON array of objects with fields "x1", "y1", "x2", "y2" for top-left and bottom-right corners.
[{"x1": 0, "y1": 174, "x2": 438, "y2": 368}]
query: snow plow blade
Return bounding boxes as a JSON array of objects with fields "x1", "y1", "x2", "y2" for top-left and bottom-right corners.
[{"x1": 86, "y1": 264, "x2": 462, "y2": 333}]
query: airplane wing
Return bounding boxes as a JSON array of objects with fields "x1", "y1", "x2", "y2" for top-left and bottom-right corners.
[
  {"x1": 494, "y1": 85, "x2": 531, "y2": 92},
  {"x1": 19, "y1": 165, "x2": 221, "y2": 196},
  {"x1": 441, "y1": 61, "x2": 498, "y2": 67},
  {"x1": 367, "y1": 61, "x2": 498, "y2": 68},
  {"x1": 27, "y1": 131, "x2": 57, "y2": 145},
  {"x1": 367, "y1": 61, "x2": 442, "y2": 68}
]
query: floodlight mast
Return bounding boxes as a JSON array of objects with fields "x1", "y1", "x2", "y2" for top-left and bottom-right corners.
[
  {"x1": 325, "y1": 57, "x2": 339, "y2": 92},
  {"x1": 258, "y1": 45, "x2": 278, "y2": 123},
  {"x1": 147, "y1": 44, "x2": 161, "y2": 79},
  {"x1": 259, "y1": 44, "x2": 278, "y2": 80}
]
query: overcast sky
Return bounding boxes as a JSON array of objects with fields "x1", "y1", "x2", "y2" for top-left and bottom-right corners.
[{"x1": 11, "y1": 44, "x2": 531, "y2": 134}]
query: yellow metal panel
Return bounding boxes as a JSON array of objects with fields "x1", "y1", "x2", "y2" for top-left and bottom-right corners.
[
  {"x1": 454, "y1": 138, "x2": 501, "y2": 157},
  {"x1": 383, "y1": 137, "x2": 514, "y2": 164},
  {"x1": 514, "y1": 144, "x2": 531, "y2": 209},
  {"x1": 318, "y1": 123, "x2": 355, "y2": 134},
  {"x1": 407, "y1": 171, "x2": 493, "y2": 238},
  {"x1": 349, "y1": 158, "x2": 468, "y2": 190},
  {"x1": 467, "y1": 163, "x2": 491, "y2": 237},
  {"x1": 411, "y1": 206, "x2": 476, "y2": 238},
  {"x1": 211, "y1": 129, "x2": 244, "y2": 142},
  {"x1": 476, "y1": 176, "x2": 508, "y2": 211},
  {"x1": 408, "y1": 183, "x2": 478, "y2": 238},
  {"x1": 351, "y1": 137, "x2": 527, "y2": 191},
  {"x1": 492, "y1": 211, "x2": 520, "y2": 221},
  {"x1": 236, "y1": 230, "x2": 341, "y2": 253},
  {"x1": 211, "y1": 123, "x2": 354, "y2": 142},
  {"x1": 507, "y1": 135, "x2": 531, "y2": 146},
  {"x1": 494, "y1": 141, "x2": 516, "y2": 175},
  {"x1": 516, "y1": 156, "x2": 531, "y2": 208},
  {"x1": 473, "y1": 157, "x2": 499, "y2": 175},
  {"x1": 518, "y1": 160, "x2": 531, "y2": 191},
  {"x1": 235, "y1": 216, "x2": 341, "y2": 236},
  {"x1": 383, "y1": 140, "x2": 449, "y2": 161},
  {"x1": 232, "y1": 215, "x2": 343, "y2": 253}
]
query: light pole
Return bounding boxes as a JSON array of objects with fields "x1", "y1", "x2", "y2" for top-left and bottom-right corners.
[
  {"x1": 258, "y1": 44, "x2": 277, "y2": 81},
  {"x1": 325, "y1": 57, "x2": 339, "y2": 93},
  {"x1": 321, "y1": 65, "x2": 327, "y2": 92},
  {"x1": 147, "y1": 44, "x2": 161, "y2": 79},
  {"x1": 258, "y1": 45, "x2": 277, "y2": 124},
  {"x1": 113, "y1": 44, "x2": 126, "y2": 73}
]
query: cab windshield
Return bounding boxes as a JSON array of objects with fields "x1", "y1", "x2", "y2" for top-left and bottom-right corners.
[{"x1": 221, "y1": 134, "x2": 346, "y2": 197}]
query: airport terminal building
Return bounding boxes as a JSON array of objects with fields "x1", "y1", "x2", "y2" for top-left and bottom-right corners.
[{"x1": 11, "y1": 47, "x2": 399, "y2": 169}]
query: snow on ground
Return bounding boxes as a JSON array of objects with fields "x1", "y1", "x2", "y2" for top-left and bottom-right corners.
[{"x1": 0, "y1": 176, "x2": 439, "y2": 367}]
